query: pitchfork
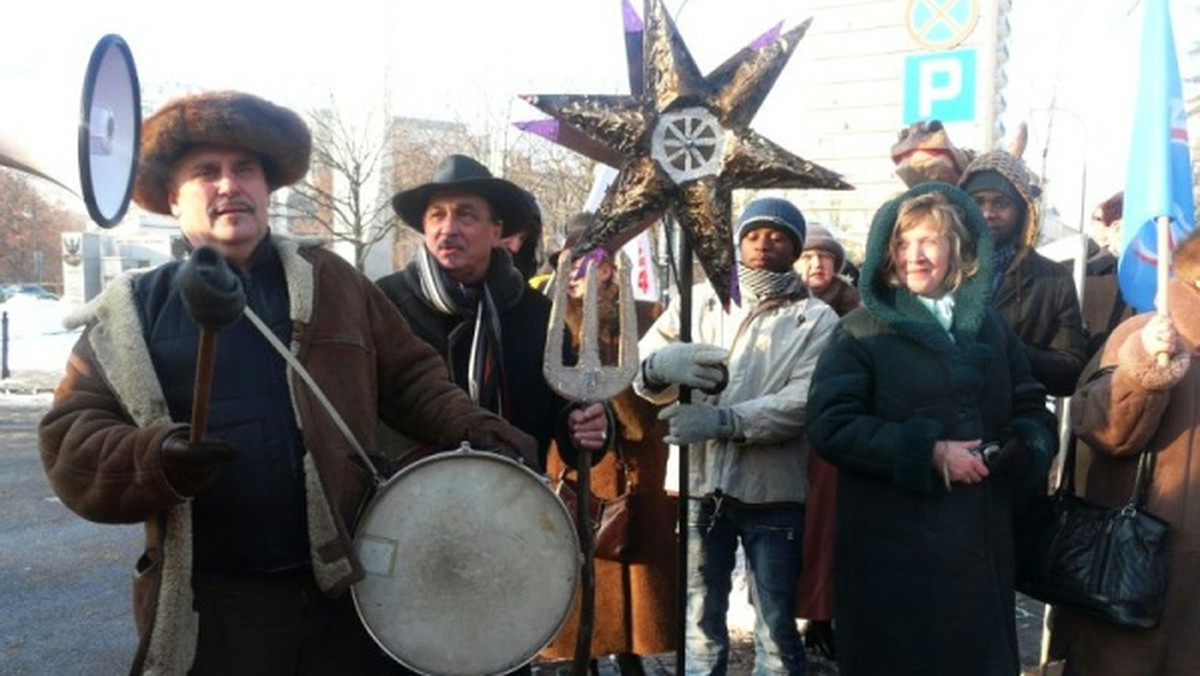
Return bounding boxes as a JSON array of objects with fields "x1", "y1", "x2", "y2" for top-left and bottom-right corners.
[{"x1": 543, "y1": 247, "x2": 639, "y2": 676}]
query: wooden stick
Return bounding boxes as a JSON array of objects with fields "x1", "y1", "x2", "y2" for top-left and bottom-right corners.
[{"x1": 189, "y1": 329, "x2": 218, "y2": 444}]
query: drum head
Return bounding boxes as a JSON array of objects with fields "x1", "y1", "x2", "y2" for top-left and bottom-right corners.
[{"x1": 353, "y1": 449, "x2": 580, "y2": 676}]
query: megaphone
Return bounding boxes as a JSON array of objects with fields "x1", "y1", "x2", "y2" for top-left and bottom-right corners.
[{"x1": 0, "y1": 34, "x2": 140, "y2": 228}]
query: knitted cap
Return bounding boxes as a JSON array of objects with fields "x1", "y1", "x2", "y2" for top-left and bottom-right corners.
[
  {"x1": 802, "y1": 223, "x2": 845, "y2": 271},
  {"x1": 736, "y1": 197, "x2": 806, "y2": 253},
  {"x1": 959, "y1": 150, "x2": 1042, "y2": 248}
]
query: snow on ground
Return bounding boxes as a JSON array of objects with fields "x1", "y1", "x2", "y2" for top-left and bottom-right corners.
[{"x1": 0, "y1": 295, "x2": 80, "y2": 397}]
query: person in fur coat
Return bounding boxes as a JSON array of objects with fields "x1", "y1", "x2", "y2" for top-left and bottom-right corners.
[
  {"x1": 807, "y1": 183, "x2": 1058, "y2": 675},
  {"x1": 539, "y1": 218, "x2": 678, "y2": 675},
  {"x1": 37, "y1": 91, "x2": 536, "y2": 676},
  {"x1": 1055, "y1": 228, "x2": 1200, "y2": 676}
]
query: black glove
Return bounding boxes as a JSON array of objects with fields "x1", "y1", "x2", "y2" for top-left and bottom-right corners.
[
  {"x1": 469, "y1": 423, "x2": 539, "y2": 469},
  {"x1": 161, "y1": 434, "x2": 238, "y2": 496},
  {"x1": 989, "y1": 437, "x2": 1033, "y2": 480}
]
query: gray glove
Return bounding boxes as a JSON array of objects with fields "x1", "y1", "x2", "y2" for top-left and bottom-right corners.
[
  {"x1": 642, "y1": 343, "x2": 730, "y2": 392},
  {"x1": 659, "y1": 403, "x2": 736, "y2": 445}
]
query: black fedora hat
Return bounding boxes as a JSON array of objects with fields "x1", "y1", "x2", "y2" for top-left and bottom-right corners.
[{"x1": 392, "y1": 154, "x2": 531, "y2": 237}]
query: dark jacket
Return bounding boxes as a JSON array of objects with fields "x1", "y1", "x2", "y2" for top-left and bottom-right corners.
[
  {"x1": 38, "y1": 236, "x2": 525, "y2": 675},
  {"x1": 1080, "y1": 248, "x2": 1134, "y2": 360},
  {"x1": 376, "y1": 249, "x2": 567, "y2": 468},
  {"x1": 814, "y1": 275, "x2": 861, "y2": 318},
  {"x1": 994, "y1": 246, "x2": 1087, "y2": 396},
  {"x1": 807, "y1": 183, "x2": 1058, "y2": 676}
]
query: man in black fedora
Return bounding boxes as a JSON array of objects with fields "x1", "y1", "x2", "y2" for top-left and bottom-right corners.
[{"x1": 377, "y1": 154, "x2": 610, "y2": 472}]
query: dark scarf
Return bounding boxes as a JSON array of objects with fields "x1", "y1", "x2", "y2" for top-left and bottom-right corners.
[{"x1": 417, "y1": 247, "x2": 524, "y2": 417}]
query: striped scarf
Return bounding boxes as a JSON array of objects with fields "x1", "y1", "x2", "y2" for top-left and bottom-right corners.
[
  {"x1": 417, "y1": 248, "x2": 508, "y2": 417},
  {"x1": 737, "y1": 263, "x2": 802, "y2": 305}
]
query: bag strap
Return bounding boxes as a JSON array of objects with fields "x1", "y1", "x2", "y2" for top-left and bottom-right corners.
[{"x1": 1129, "y1": 446, "x2": 1157, "y2": 510}]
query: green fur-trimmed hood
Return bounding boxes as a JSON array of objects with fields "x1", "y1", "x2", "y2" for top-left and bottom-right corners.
[{"x1": 859, "y1": 182, "x2": 995, "y2": 351}]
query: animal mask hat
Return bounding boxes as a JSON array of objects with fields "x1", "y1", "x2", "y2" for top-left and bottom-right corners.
[
  {"x1": 134, "y1": 91, "x2": 312, "y2": 215},
  {"x1": 392, "y1": 154, "x2": 534, "y2": 238},
  {"x1": 959, "y1": 150, "x2": 1042, "y2": 249}
]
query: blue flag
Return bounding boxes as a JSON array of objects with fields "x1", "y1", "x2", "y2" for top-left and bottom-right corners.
[{"x1": 1119, "y1": 0, "x2": 1196, "y2": 313}]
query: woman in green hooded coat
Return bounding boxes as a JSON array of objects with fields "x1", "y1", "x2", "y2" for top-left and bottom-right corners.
[{"x1": 806, "y1": 183, "x2": 1057, "y2": 675}]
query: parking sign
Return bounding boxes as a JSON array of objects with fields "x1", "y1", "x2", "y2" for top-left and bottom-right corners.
[{"x1": 903, "y1": 49, "x2": 976, "y2": 123}]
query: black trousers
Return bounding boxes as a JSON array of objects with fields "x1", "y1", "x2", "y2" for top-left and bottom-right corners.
[{"x1": 189, "y1": 572, "x2": 399, "y2": 676}]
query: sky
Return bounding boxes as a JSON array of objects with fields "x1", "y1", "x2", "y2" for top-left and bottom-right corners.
[{"x1": 1, "y1": 0, "x2": 1197, "y2": 227}]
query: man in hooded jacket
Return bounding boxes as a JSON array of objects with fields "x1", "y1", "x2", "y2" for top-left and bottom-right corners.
[{"x1": 959, "y1": 151, "x2": 1086, "y2": 397}]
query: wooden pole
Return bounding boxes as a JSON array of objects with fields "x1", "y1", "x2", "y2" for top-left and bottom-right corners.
[{"x1": 675, "y1": 219, "x2": 693, "y2": 674}]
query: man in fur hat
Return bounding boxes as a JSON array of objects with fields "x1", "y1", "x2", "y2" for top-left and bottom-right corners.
[
  {"x1": 959, "y1": 151, "x2": 1086, "y2": 397},
  {"x1": 376, "y1": 154, "x2": 610, "y2": 473},
  {"x1": 38, "y1": 91, "x2": 536, "y2": 675}
]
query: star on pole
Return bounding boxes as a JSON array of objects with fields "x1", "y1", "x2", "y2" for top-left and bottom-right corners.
[{"x1": 520, "y1": 0, "x2": 852, "y2": 308}]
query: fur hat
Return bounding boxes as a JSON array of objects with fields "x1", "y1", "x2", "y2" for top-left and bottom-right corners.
[
  {"x1": 392, "y1": 154, "x2": 533, "y2": 237},
  {"x1": 802, "y1": 223, "x2": 846, "y2": 271},
  {"x1": 959, "y1": 150, "x2": 1042, "y2": 249},
  {"x1": 134, "y1": 91, "x2": 312, "y2": 215},
  {"x1": 736, "y1": 197, "x2": 806, "y2": 255}
]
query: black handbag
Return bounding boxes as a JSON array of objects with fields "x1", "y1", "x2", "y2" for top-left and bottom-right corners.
[{"x1": 1015, "y1": 431, "x2": 1170, "y2": 629}]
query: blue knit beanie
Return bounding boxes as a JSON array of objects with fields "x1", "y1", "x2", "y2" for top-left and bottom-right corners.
[{"x1": 736, "y1": 197, "x2": 806, "y2": 253}]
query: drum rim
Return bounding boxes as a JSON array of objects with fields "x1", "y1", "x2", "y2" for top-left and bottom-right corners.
[{"x1": 351, "y1": 447, "x2": 581, "y2": 675}]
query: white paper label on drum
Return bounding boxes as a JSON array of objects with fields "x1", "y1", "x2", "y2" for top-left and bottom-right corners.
[{"x1": 357, "y1": 535, "x2": 398, "y2": 577}]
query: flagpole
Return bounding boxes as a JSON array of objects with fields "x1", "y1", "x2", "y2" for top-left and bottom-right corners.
[{"x1": 1156, "y1": 215, "x2": 1171, "y2": 366}]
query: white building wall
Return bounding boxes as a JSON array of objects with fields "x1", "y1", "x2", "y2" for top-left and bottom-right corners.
[{"x1": 753, "y1": 0, "x2": 1008, "y2": 250}]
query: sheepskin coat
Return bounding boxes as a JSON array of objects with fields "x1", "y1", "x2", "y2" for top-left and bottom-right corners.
[
  {"x1": 39, "y1": 236, "x2": 520, "y2": 675},
  {"x1": 1058, "y1": 279, "x2": 1200, "y2": 676}
]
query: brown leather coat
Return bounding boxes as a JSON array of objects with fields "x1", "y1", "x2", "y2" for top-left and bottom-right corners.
[
  {"x1": 1061, "y1": 279, "x2": 1200, "y2": 676},
  {"x1": 39, "y1": 237, "x2": 530, "y2": 675}
]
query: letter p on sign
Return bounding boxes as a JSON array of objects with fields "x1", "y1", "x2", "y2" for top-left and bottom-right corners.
[{"x1": 903, "y1": 49, "x2": 976, "y2": 124}]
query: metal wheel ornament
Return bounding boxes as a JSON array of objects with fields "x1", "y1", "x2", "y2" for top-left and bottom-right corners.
[{"x1": 651, "y1": 106, "x2": 726, "y2": 183}]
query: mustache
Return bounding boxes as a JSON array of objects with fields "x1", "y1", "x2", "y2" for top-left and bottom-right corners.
[{"x1": 211, "y1": 198, "x2": 256, "y2": 214}]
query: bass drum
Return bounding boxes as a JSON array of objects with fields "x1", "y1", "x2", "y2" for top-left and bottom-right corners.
[{"x1": 353, "y1": 445, "x2": 580, "y2": 676}]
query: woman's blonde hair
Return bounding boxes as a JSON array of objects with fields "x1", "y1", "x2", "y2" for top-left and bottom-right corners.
[{"x1": 881, "y1": 190, "x2": 979, "y2": 294}]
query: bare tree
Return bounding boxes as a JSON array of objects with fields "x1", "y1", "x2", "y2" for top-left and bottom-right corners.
[
  {"x1": 283, "y1": 107, "x2": 396, "y2": 272},
  {"x1": 0, "y1": 168, "x2": 86, "y2": 291}
]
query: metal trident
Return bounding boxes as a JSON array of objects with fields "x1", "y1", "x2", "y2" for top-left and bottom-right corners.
[
  {"x1": 543, "y1": 249, "x2": 640, "y2": 403},
  {"x1": 542, "y1": 246, "x2": 639, "y2": 676}
]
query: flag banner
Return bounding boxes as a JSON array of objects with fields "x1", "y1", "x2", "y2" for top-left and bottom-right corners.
[{"x1": 1119, "y1": 0, "x2": 1196, "y2": 313}]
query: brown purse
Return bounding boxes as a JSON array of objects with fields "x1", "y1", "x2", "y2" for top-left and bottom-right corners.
[{"x1": 553, "y1": 468, "x2": 632, "y2": 562}]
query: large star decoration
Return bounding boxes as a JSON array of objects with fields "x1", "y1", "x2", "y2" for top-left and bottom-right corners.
[{"x1": 520, "y1": 0, "x2": 852, "y2": 308}]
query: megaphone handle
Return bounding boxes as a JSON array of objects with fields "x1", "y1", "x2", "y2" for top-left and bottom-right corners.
[{"x1": 190, "y1": 329, "x2": 219, "y2": 444}]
